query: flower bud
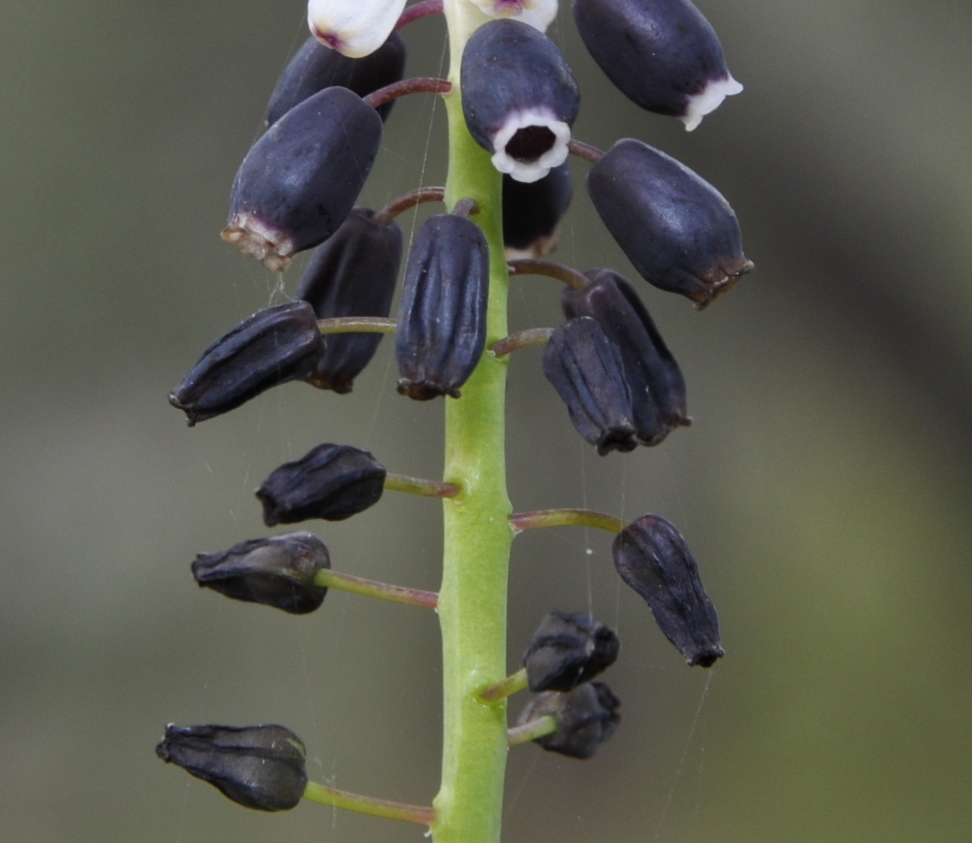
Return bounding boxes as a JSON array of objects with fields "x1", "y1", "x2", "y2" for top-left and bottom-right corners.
[
  {"x1": 256, "y1": 443, "x2": 386, "y2": 526},
  {"x1": 573, "y1": 0, "x2": 742, "y2": 130},
  {"x1": 296, "y1": 208, "x2": 402, "y2": 393},
  {"x1": 461, "y1": 20, "x2": 579, "y2": 183},
  {"x1": 191, "y1": 532, "x2": 330, "y2": 614},
  {"x1": 395, "y1": 214, "x2": 489, "y2": 400},
  {"x1": 523, "y1": 610, "x2": 620, "y2": 692},
  {"x1": 502, "y1": 163, "x2": 572, "y2": 258},
  {"x1": 587, "y1": 139, "x2": 753, "y2": 307},
  {"x1": 266, "y1": 34, "x2": 406, "y2": 127},
  {"x1": 156, "y1": 724, "x2": 308, "y2": 811},
  {"x1": 612, "y1": 514, "x2": 723, "y2": 666},
  {"x1": 562, "y1": 269, "x2": 688, "y2": 445},
  {"x1": 468, "y1": 0, "x2": 559, "y2": 32},
  {"x1": 223, "y1": 87, "x2": 383, "y2": 271},
  {"x1": 308, "y1": 0, "x2": 407, "y2": 59},
  {"x1": 169, "y1": 301, "x2": 325, "y2": 426},
  {"x1": 517, "y1": 681, "x2": 621, "y2": 759},
  {"x1": 542, "y1": 317, "x2": 637, "y2": 455}
]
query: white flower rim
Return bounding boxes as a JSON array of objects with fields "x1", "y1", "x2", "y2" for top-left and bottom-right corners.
[
  {"x1": 307, "y1": 0, "x2": 406, "y2": 58},
  {"x1": 490, "y1": 108, "x2": 571, "y2": 184},
  {"x1": 681, "y1": 74, "x2": 744, "y2": 131},
  {"x1": 467, "y1": 0, "x2": 559, "y2": 32}
]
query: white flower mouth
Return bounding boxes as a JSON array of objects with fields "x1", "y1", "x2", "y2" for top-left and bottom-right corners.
[
  {"x1": 681, "y1": 74, "x2": 744, "y2": 131},
  {"x1": 468, "y1": 0, "x2": 559, "y2": 32},
  {"x1": 490, "y1": 108, "x2": 570, "y2": 183}
]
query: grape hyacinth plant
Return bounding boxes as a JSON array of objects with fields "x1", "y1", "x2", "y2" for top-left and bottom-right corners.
[{"x1": 159, "y1": 0, "x2": 752, "y2": 841}]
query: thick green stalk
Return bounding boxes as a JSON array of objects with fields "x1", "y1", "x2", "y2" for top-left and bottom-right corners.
[{"x1": 431, "y1": 4, "x2": 513, "y2": 843}]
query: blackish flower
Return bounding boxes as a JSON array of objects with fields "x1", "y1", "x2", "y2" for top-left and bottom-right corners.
[
  {"x1": 461, "y1": 20, "x2": 579, "y2": 183},
  {"x1": 256, "y1": 443, "x2": 386, "y2": 525},
  {"x1": 297, "y1": 208, "x2": 402, "y2": 393},
  {"x1": 518, "y1": 681, "x2": 621, "y2": 759},
  {"x1": 542, "y1": 317, "x2": 637, "y2": 454},
  {"x1": 192, "y1": 532, "x2": 330, "y2": 614},
  {"x1": 612, "y1": 514, "x2": 723, "y2": 666},
  {"x1": 222, "y1": 87, "x2": 383, "y2": 271},
  {"x1": 168, "y1": 301, "x2": 325, "y2": 426},
  {"x1": 156, "y1": 724, "x2": 308, "y2": 811},
  {"x1": 573, "y1": 0, "x2": 742, "y2": 130},
  {"x1": 562, "y1": 269, "x2": 688, "y2": 445},
  {"x1": 395, "y1": 214, "x2": 489, "y2": 400},
  {"x1": 266, "y1": 34, "x2": 406, "y2": 126},
  {"x1": 502, "y1": 162, "x2": 572, "y2": 257},
  {"x1": 308, "y1": 0, "x2": 407, "y2": 59},
  {"x1": 587, "y1": 139, "x2": 753, "y2": 307},
  {"x1": 523, "y1": 610, "x2": 620, "y2": 692}
]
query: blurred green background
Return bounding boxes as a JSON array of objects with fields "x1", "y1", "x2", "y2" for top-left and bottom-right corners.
[{"x1": 2, "y1": 1, "x2": 970, "y2": 841}]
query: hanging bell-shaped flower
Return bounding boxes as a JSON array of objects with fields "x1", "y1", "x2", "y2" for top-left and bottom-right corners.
[
  {"x1": 223, "y1": 87, "x2": 383, "y2": 271},
  {"x1": 395, "y1": 214, "x2": 489, "y2": 400},
  {"x1": 502, "y1": 162, "x2": 572, "y2": 257},
  {"x1": 266, "y1": 34, "x2": 406, "y2": 127},
  {"x1": 308, "y1": 0, "x2": 407, "y2": 59},
  {"x1": 562, "y1": 269, "x2": 689, "y2": 445},
  {"x1": 542, "y1": 317, "x2": 637, "y2": 455},
  {"x1": 461, "y1": 19, "x2": 579, "y2": 183},
  {"x1": 573, "y1": 0, "x2": 742, "y2": 130},
  {"x1": 296, "y1": 208, "x2": 402, "y2": 393},
  {"x1": 522, "y1": 610, "x2": 620, "y2": 692},
  {"x1": 517, "y1": 681, "x2": 621, "y2": 759},
  {"x1": 586, "y1": 139, "x2": 753, "y2": 307}
]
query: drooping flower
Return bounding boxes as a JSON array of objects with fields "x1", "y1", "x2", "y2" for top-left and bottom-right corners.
[{"x1": 308, "y1": 0, "x2": 408, "y2": 59}]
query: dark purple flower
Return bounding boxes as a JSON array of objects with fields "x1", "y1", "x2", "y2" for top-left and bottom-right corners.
[
  {"x1": 518, "y1": 681, "x2": 621, "y2": 759},
  {"x1": 523, "y1": 610, "x2": 620, "y2": 692}
]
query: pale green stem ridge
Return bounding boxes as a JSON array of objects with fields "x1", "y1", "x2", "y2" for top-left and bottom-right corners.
[
  {"x1": 303, "y1": 781, "x2": 435, "y2": 825},
  {"x1": 384, "y1": 472, "x2": 460, "y2": 498},
  {"x1": 431, "y1": 4, "x2": 513, "y2": 843},
  {"x1": 510, "y1": 508, "x2": 627, "y2": 535},
  {"x1": 507, "y1": 715, "x2": 557, "y2": 747},
  {"x1": 313, "y1": 568, "x2": 438, "y2": 609}
]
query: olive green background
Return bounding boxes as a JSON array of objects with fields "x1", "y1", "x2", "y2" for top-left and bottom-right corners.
[{"x1": 2, "y1": 1, "x2": 970, "y2": 841}]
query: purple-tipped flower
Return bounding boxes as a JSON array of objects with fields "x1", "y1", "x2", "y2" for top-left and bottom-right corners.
[
  {"x1": 587, "y1": 139, "x2": 753, "y2": 307},
  {"x1": 297, "y1": 208, "x2": 402, "y2": 393},
  {"x1": 502, "y1": 162, "x2": 572, "y2": 257},
  {"x1": 523, "y1": 611, "x2": 620, "y2": 692},
  {"x1": 470, "y1": 0, "x2": 559, "y2": 32},
  {"x1": 266, "y1": 34, "x2": 406, "y2": 126},
  {"x1": 308, "y1": 0, "x2": 407, "y2": 59},
  {"x1": 613, "y1": 514, "x2": 723, "y2": 667},
  {"x1": 562, "y1": 269, "x2": 688, "y2": 445},
  {"x1": 191, "y1": 532, "x2": 330, "y2": 615},
  {"x1": 461, "y1": 19, "x2": 579, "y2": 183},
  {"x1": 542, "y1": 317, "x2": 637, "y2": 455},
  {"x1": 168, "y1": 301, "x2": 325, "y2": 426},
  {"x1": 517, "y1": 681, "x2": 621, "y2": 759},
  {"x1": 395, "y1": 214, "x2": 489, "y2": 400},
  {"x1": 573, "y1": 0, "x2": 742, "y2": 130},
  {"x1": 223, "y1": 87, "x2": 382, "y2": 271},
  {"x1": 256, "y1": 443, "x2": 386, "y2": 525},
  {"x1": 156, "y1": 724, "x2": 308, "y2": 811}
]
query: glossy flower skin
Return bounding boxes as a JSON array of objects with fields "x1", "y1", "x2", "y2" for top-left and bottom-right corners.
[
  {"x1": 308, "y1": 0, "x2": 407, "y2": 59},
  {"x1": 168, "y1": 301, "x2": 325, "y2": 426},
  {"x1": 461, "y1": 19, "x2": 579, "y2": 183},
  {"x1": 266, "y1": 34, "x2": 406, "y2": 127},
  {"x1": 395, "y1": 214, "x2": 489, "y2": 400},
  {"x1": 612, "y1": 514, "x2": 724, "y2": 667},
  {"x1": 573, "y1": 0, "x2": 742, "y2": 130},
  {"x1": 223, "y1": 87, "x2": 383, "y2": 272},
  {"x1": 542, "y1": 317, "x2": 637, "y2": 455},
  {"x1": 587, "y1": 139, "x2": 753, "y2": 307},
  {"x1": 297, "y1": 208, "x2": 402, "y2": 393},
  {"x1": 502, "y1": 162, "x2": 572, "y2": 257},
  {"x1": 517, "y1": 681, "x2": 621, "y2": 759},
  {"x1": 523, "y1": 610, "x2": 620, "y2": 692},
  {"x1": 256, "y1": 443, "x2": 387, "y2": 526},
  {"x1": 191, "y1": 532, "x2": 330, "y2": 615},
  {"x1": 562, "y1": 269, "x2": 689, "y2": 445},
  {"x1": 156, "y1": 724, "x2": 308, "y2": 811}
]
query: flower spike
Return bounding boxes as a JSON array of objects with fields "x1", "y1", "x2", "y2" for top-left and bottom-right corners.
[{"x1": 308, "y1": 0, "x2": 408, "y2": 59}]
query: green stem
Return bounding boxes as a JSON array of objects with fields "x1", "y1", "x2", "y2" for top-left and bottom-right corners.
[
  {"x1": 313, "y1": 568, "x2": 438, "y2": 609},
  {"x1": 384, "y1": 472, "x2": 459, "y2": 498},
  {"x1": 303, "y1": 781, "x2": 435, "y2": 825},
  {"x1": 478, "y1": 668, "x2": 528, "y2": 703},
  {"x1": 507, "y1": 715, "x2": 557, "y2": 747},
  {"x1": 431, "y1": 4, "x2": 512, "y2": 843},
  {"x1": 510, "y1": 508, "x2": 626, "y2": 535}
]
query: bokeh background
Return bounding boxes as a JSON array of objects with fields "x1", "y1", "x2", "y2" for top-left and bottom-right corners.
[{"x1": 2, "y1": 1, "x2": 970, "y2": 841}]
